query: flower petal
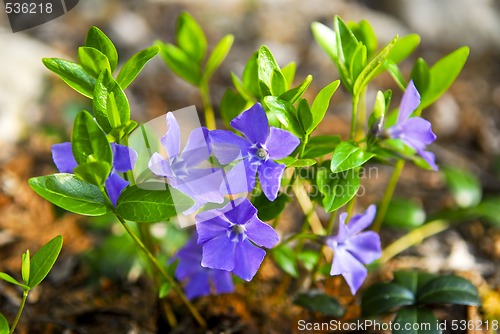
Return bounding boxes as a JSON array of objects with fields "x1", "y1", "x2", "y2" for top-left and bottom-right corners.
[
  {"x1": 347, "y1": 204, "x2": 377, "y2": 236},
  {"x1": 258, "y1": 160, "x2": 285, "y2": 201},
  {"x1": 220, "y1": 159, "x2": 256, "y2": 195},
  {"x1": 51, "y1": 142, "x2": 77, "y2": 173},
  {"x1": 196, "y1": 213, "x2": 230, "y2": 244},
  {"x1": 105, "y1": 172, "x2": 129, "y2": 206},
  {"x1": 201, "y1": 235, "x2": 236, "y2": 271},
  {"x1": 231, "y1": 239, "x2": 266, "y2": 281},
  {"x1": 245, "y1": 216, "x2": 279, "y2": 248},
  {"x1": 223, "y1": 198, "x2": 258, "y2": 226},
  {"x1": 265, "y1": 127, "x2": 300, "y2": 160},
  {"x1": 346, "y1": 231, "x2": 382, "y2": 265},
  {"x1": 330, "y1": 246, "x2": 368, "y2": 295},
  {"x1": 148, "y1": 152, "x2": 174, "y2": 178},
  {"x1": 230, "y1": 103, "x2": 270, "y2": 144},
  {"x1": 416, "y1": 148, "x2": 438, "y2": 171},
  {"x1": 398, "y1": 81, "x2": 421, "y2": 123},
  {"x1": 211, "y1": 270, "x2": 235, "y2": 295},
  {"x1": 209, "y1": 130, "x2": 249, "y2": 164},
  {"x1": 185, "y1": 270, "x2": 211, "y2": 300},
  {"x1": 111, "y1": 143, "x2": 137, "y2": 173},
  {"x1": 401, "y1": 117, "x2": 437, "y2": 148},
  {"x1": 181, "y1": 127, "x2": 212, "y2": 167},
  {"x1": 161, "y1": 112, "x2": 181, "y2": 158}
]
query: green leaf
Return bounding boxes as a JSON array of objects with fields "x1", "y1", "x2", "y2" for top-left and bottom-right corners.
[
  {"x1": 353, "y1": 36, "x2": 398, "y2": 95},
  {"x1": 393, "y1": 271, "x2": 437, "y2": 296},
  {"x1": 74, "y1": 161, "x2": 112, "y2": 186},
  {"x1": 302, "y1": 135, "x2": 341, "y2": 159},
  {"x1": 420, "y1": 46, "x2": 470, "y2": 109},
  {"x1": 368, "y1": 90, "x2": 391, "y2": 137},
  {"x1": 280, "y1": 74, "x2": 313, "y2": 104},
  {"x1": 361, "y1": 282, "x2": 415, "y2": 316},
  {"x1": 159, "y1": 281, "x2": 173, "y2": 299},
  {"x1": 220, "y1": 89, "x2": 248, "y2": 127},
  {"x1": 116, "y1": 185, "x2": 194, "y2": 223},
  {"x1": 473, "y1": 197, "x2": 500, "y2": 226},
  {"x1": 116, "y1": 46, "x2": 160, "y2": 90},
  {"x1": 42, "y1": 58, "x2": 96, "y2": 98},
  {"x1": 417, "y1": 275, "x2": 481, "y2": 306},
  {"x1": 297, "y1": 98, "x2": 313, "y2": 133},
  {"x1": 257, "y1": 46, "x2": 282, "y2": 96},
  {"x1": 294, "y1": 290, "x2": 345, "y2": 317},
  {"x1": 242, "y1": 52, "x2": 261, "y2": 99},
  {"x1": 72, "y1": 110, "x2": 112, "y2": 167},
  {"x1": 253, "y1": 192, "x2": 290, "y2": 221},
  {"x1": 410, "y1": 58, "x2": 430, "y2": 97},
  {"x1": 22, "y1": 250, "x2": 30, "y2": 285},
  {"x1": 0, "y1": 313, "x2": 8, "y2": 334},
  {"x1": 93, "y1": 69, "x2": 130, "y2": 132},
  {"x1": 272, "y1": 246, "x2": 298, "y2": 277},
  {"x1": 107, "y1": 120, "x2": 138, "y2": 143},
  {"x1": 309, "y1": 80, "x2": 340, "y2": 133},
  {"x1": 85, "y1": 26, "x2": 119, "y2": 72},
  {"x1": 157, "y1": 41, "x2": 201, "y2": 86},
  {"x1": 271, "y1": 69, "x2": 287, "y2": 96},
  {"x1": 297, "y1": 249, "x2": 319, "y2": 271},
  {"x1": 0, "y1": 272, "x2": 29, "y2": 289},
  {"x1": 263, "y1": 96, "x2": 303, "y2": 138},
  {"x1": 330, "y1": 141, "x2": 374, "y2": 173},
  {"x1": 387, "y1": 34, "x2": 420, "y2": 64},
  {"x1": 385, "y1": 61, "x2": 407, "y2": 90},
  {"x1": 349, "y1": 20, "x2": 378, "y2": 57},
  {"x1": 29, "y1": 174, "x2": 111, "y2": 216},
  {"x1": 281, "y1": 61, "x2": 296, "y2": 88},
  {"x1": 384, "y1": 198, "x2": 426, "y2": 229},
  {"x1": 394, "y1": 308, "x2": 440, "y2": 334},
  {"x1": 442, "y1": 167, "x2": 482, "y2": 208},
  {"x1": 334, "y1": 16, "x2": 361, "y2": 91},
  {"x1": 204, "y1": 34, "x2": 234, "y2": 80},
  {"x1": 276, "y1": 157, "x2": 316, "y2": 167},
  {"x1": 176, "y1": 12, "x2": 207, "y2": 63},
  {"x1": 311, "y1": 22, "x2": 337, "y2": 62},
  {"x1": 317, "y1": 163, "x2": 360, "y2": 212},
  {"x1": 78, "y1": 46, "x2": 111, "y2": 78},
  {"x1": 349, "y1": 44, "x2": 367, "y2": 83},
  {"x1": 29, "y1": 235, "x2": 63, "y2": 288}
]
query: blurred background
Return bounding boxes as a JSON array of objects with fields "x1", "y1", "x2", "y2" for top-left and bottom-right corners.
[{"x1": 0, "y1": 0, "x2": 499, "y2": 333}]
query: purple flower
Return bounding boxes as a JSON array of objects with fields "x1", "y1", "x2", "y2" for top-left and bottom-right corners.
[
  {"x1": 209, "y1": 103, "x2": 300, "y2": 201},
  {"x1": 196, "y1": 198, "x2": 279, "y2": 281},
  {"x1": 148, "y1": 112, "x2": 224, "y2": 214},
  {"x1": 51, "y1": 142, "x2": 137, "y2": 206},
  {"x1": 173, "y1": 233, "x2": 234, "y2": 300},
  {"x1": 387, "y1": 81, "x2": 438, "y2": 170},
  {"x1": 326, "y1": 205, "x2": 381, "y2": 295}
]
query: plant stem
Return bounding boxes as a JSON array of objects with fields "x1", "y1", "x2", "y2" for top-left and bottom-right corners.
[
  {"x1": 372, "y1": 159, "x2": 405, "y2": 232},
  {"x1": 379, "y1": 219, "x2": 449, "y2": 264},
  {"x1": 350, "y1": 94, "x2": 360, "y2": 140},
  {"x1": 200, "y1": 80, "x2": 216, "y2": 130},
  {"x1": 9, "y1": 290, "x2": 28, "y2": 334},
  {"x1": 115, "y1": 214, "x2": 206, "y2": 328},
  {"x1": 356, "y1": 89, "x2": 367, "y2": 141}
]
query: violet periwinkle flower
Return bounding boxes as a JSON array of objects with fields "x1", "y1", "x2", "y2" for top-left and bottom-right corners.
[
  {"x1": 326, "y1": 205, "x2": 381, "y2": 295},
  {"x1": 51, "y1": 142, "x2": 137, "y2": 206},
  {"x1": 196, "y1": 198, "x2": 279, "y2": 281},
  {"x1": 209, "y1": 103, "x2": 300, "y2": 201},
  {"x1": 148, "y1": 112, "x2": 224, "y2": 214},
  {"x1": 387, "y1": 81, "x2": 438, "y2": 170},
  {"x1": 173, "y1": 233, "x2": 234, "y2": 300}
]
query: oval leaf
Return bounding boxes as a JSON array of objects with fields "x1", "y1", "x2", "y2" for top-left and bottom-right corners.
[
  {"x1": 204, "y1": 34, "x2": 234, "y2": 80},
  {"x1": 361, "y1": 282, "x2": 415, "y2": 316},
  {"x1": 417, "y1": 275, "x2": 481, "y2": 306},
  {"x1": 442, "y1": 167, "x2": 482, "y2": 208},
  {"x1": 72, "y1": 110, "x2": 112, "y2": 167},
  {"x1": 309, "y1": 80, "x2": 340, "y2": 134},
  {"x1": 176, "y1": 12, "x2": 207, "y2": 63},
  {"x1": 0, "y1": 314, "x2": 8, "y2": 334},
  {"x1": 157, "y1": 42, "x2": 201, "y2": 86},
  {"x1": 263, "y1": 96, "x2": 303, "y2": 138},
  {"x1": 294, "y1": 290, "x2": 345, "y2": 317},
  {"x1": 85, "y1": 26, "x2": 118, "y2": 72},
  {"x1": 330, "y1": 141, "x2": 374, "y2": 173},
  {"x1": 384, "y1": 198, "x2": 426, "y2": 229},
  {"x1": 78, "y1": 47, "x2": 111, "y2": 78},
  {"x1": 272, "y1": 246, "x2": 298, "y2": 278},
  {"x1": 42, "y1": 58, "x2": 96, "y2": 98},
  {"x1": 29, "y1": 235, "x2": 63, "y2": 288},
  {"x1": 0, "y1": 272, "x2": 29, "y2": 289},
  {"x1": 116, "y1": 46, "x2": 160, "y2": 90},
  {"x1": 394, "y1": 308, "x2": 440, "y2": 334}
]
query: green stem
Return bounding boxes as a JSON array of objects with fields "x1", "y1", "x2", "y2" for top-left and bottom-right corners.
[
  {"x1": 9, "y1": 290, "x2": 28, "y2": 334},
  {"x1": 380, "y1": 219, "x2": 449, "y2": 264},
  {"x1": 372, "y1": 159, "x2": 405, "y2": 232},
  {"x1": 356, "y1": 89, "x2": 367, "y2": 141},
  {"x1": 200, "y1": 80, "x2": 216, "y2": 130},
  {"x1": 350, "y1": 94, "x2": 360, "y2": 140}
]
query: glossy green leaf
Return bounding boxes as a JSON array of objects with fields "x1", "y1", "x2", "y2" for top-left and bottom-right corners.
[
  {"x1": 271, "y1": 69, "x2": 287, "y2": 96},
  {"x1": 157, "y1": 41, "x2": 201, "y2": 86},
  {"x1": 85, "y1": 26, "x2": 118, "y2": 72},
  {"x1": 204, "y1": 34, "x2": 234, "y2": 79},
  {"x1": 317, "y1": 163, "x2": 360, "y2": 212},
  {"x1": 442, "y1": 167, "x2": 482, "y2": 208},
  {"x1": 330, "y1": 141, "x2": 374, "y2": 173},
  {"x1": 281, "y1": 61, "x2": 296, "y2": 88},
  {"x1": 349, "y1": 20, "x2": 378, "y2": 57},
  {"x1": 116, "y1": 46, "x2": 160, "y2": 89},
  {"x1": 257, "y1": 46, "x2": 282, "y2": 96},
  {"x1": 276, "y1": 157, "x2": 316, "y2": 167},
  {"x1": 387, "y1": 34, "x2": 420, "y2": 63},
  {"x1": 74, "y1": 161, "x2": 112, "y2": 186},
  {"x1": 42, "y1": 58, "x2": 96, "y2": 98},
  {"x1": 394, "y1": 308, "x2": 440, "y2": 334},
  {"x1": 385, "y1": 60, "x2": 407, "y2": 90},
  {"x1": 393, "y1": 271, "x2": 437, "y2": 296},
  {"x1": 253, "y1": 192, "x2": 290, "y2": 221},
  {"x1": 29, "y1": 174, "x2": 110, "y2": 216},
  {"x1": 21, "y1": 250, "x2": 30, "y2": 285},
  {"x1": 361, "y1": 282, "x2": 415, "y2": 316},
  {"x1": 263, "y1": 96, "x2": 303, "y2": 138},
  {"x1": 334, "y1": 16, "x2": 359, "y2": 91},
  {"x1": 417, "y1": 275, "x2": 481, "y2": 306},
  {"x1": 0, "y1": 313, "x2": 8, "y2": 334},
  {"x1": 176, "y1": 12, "x2": 207, "y2": 63},
  {"x1": 311, "y1": 22, "x2": 337, "y2": 62},
  {"x1": 116, "y1": 185, "x2": 194, "y2": 223},
  {"x1": 297, "y1": 98, "x2": 313, "y2": 133},
  {"x1": 72, "y1": 110, "x2": 112, "y2": 166},
  {"x1": 242, "y1": 52, "x2": 261, "y2": 99},
  {"x1": 78, "y1": 47, "x2": 111, "y2": 78},
  {"x1": 309, "y1": 80, "x2": 340, "y2": 133},
  {"x1": 0, "y1": 272, "x2": 28, "y2": 289},
  {"x1": 410, "y1": 58, "x2": 430, "y2": 97},
  {"x1": 420, "y1": 46, "x2": 469, "y2": 109},
  {"x1": 294, "y1": 290, "x2": 345, "y2": 317},
  {"x1": 280, "y1": 75, "x2": 313, "y2": 104},
  {"x1": 302, "y1": 135, "x2": 341, "y2": 159},
  {"x1": 272, "y1": 245, "x2": 298, "y2": 277},
  {"x1": 29, "y1": 235, "x2": 63, "y2": 288},
  {"x1": 384, "y1": 198, "x2": 426, "y2": 229},
  {"x1": 349, "y1": 44, "x2": 367, "y2": 83}
]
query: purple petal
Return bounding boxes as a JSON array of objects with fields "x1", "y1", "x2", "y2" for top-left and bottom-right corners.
[
  {"x1": 201, "y1": 235, "x2": 236, "y2": 271},
  {"x1": 161, "y1": 112, "x2": 181, "y2": 158},
  {"x1": 258, "y1": 159, "x2": 285, "y2": 201},
  {"x1": 111, "y1": 143, "x2": 137, "y2": 173},
  {"x1": 223, "y1": 198, "x2": 257, "y2": 226},
  {"x1": 398, "y1": 81, "x2": 421, "y2": 123},
  {"x1": 230, "y1": 103, "x2": 270, "y2": 144},
  {"x1": 416, "y1": 148, "x2": 438, "y2": 171},
  {"x1": 196, "y1": 213, "x2": 230, "y2": 244},
  {"x1": 209, "y1": 130, "x2": 249, "y2": 164},
  {"x1": 105, "y1": 172, "x2": 129, "y2": 206},
  {"x1": 220, "y1": 159, "x2": 256, "y2": 195},
  {"x1": 265, "y1": 127, "x2": 300, "y2": 160},
  {"x1": 347, "y1": 204, "x2": 377, "y2": 236},
  {"x1": 401, "y1": 117, "x2": 437, "y2": 148},
  {"x1": 331, "y1": 220, "x2": 349, "y2": 245},
  {"x1": 330, "y1": 246, "x2": 368, "y2": 295},
  {"x1": 185, "y1": 270, "x2": 211, "y2": 300},
  {"x1": 51, "y1": 142, "x2": 77, "y2": 173},
  {"x1": 148, "y1": 153, "x2": 174, "y2": 178},
  {"x1": 245, "y1": 216, "x2": 279, "y2": 248},
  {"x1": 174, "y1": 242, "x2": 203, "y2": 280},
  {"x1": 231, "y1": 239, "x2": 266, "y2": 281},
  {"x1": 181, "y1": 127, "x2": 212, "y2": 168},
  {"x1": 346, "y1": 231, "x2": 382, "y2": 265},
  {"x1": 211, "y1": 270, "x2": 235, "y2": 294}
]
